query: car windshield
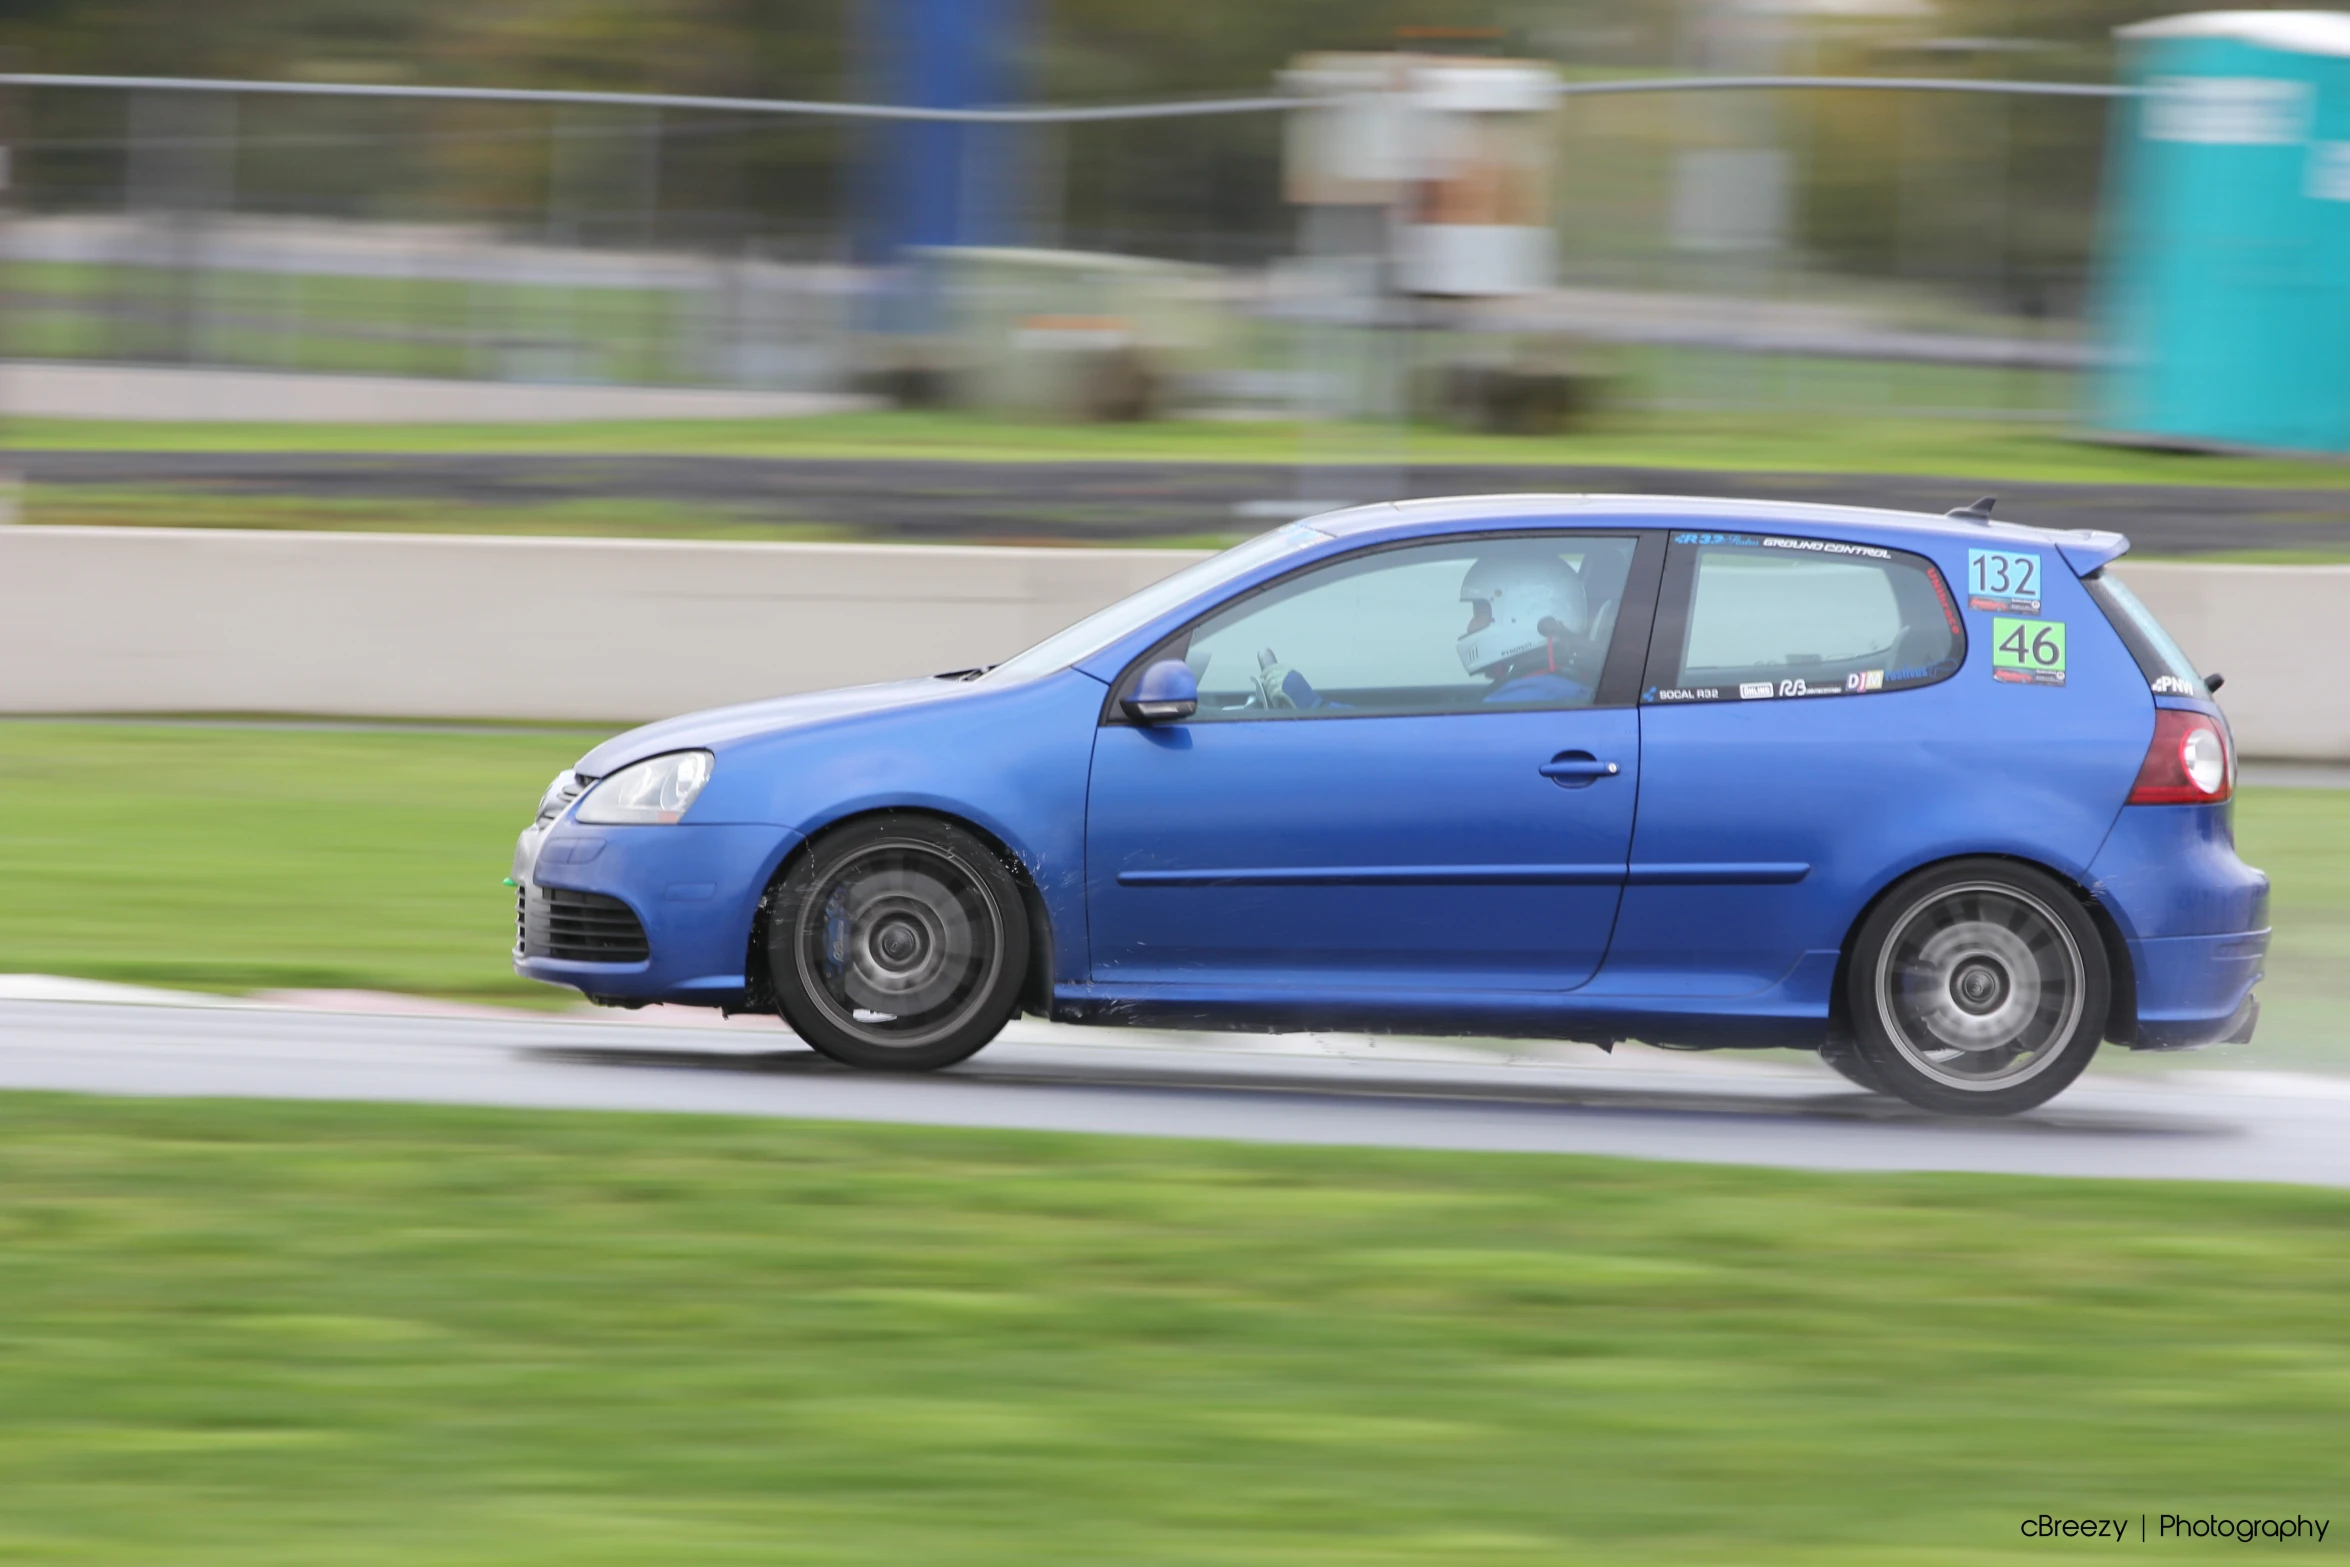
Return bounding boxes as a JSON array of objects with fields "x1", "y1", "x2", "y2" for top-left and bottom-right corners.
[{"x1": 983, "y1": 523, "x2": 1328, "y2": 683}]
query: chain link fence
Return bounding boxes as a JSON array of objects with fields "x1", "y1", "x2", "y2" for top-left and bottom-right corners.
[{"x1": 0, "y1": 72, "x2": 2123, "y2": 421}]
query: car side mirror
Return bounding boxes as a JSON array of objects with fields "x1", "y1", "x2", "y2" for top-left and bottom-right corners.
[{"x1": 1120, "y1": 659, "x2": 1198, "y2": 725}]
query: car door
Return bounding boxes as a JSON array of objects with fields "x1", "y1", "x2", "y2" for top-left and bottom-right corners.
[{"x1": 1085, "y1": 530, "x2": 1663, "y2": 992}]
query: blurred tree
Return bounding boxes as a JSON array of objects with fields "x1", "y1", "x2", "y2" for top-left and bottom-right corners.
[
  {"x1": 0, "y1": 0, "x2": 854, "y2": 243},
  {"x1": 1039, "y1": 0, "x2": 1517, "y2": 259},
  {"x1": 1784, "y1": 0, "x2": 2322, "y2": 313}
]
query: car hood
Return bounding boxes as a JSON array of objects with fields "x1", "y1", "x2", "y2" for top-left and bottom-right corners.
[{"x1": 576, "y1": 676, "x2": 985, "y2": 776}]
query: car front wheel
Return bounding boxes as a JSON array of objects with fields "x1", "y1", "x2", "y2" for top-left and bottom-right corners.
[
  {"x1": 1846, "y1": 859, "x2": 2109, "y2": 1117},
  {"x1": 766, "y1": 814, "x2": 1030, "y2": 1072}
]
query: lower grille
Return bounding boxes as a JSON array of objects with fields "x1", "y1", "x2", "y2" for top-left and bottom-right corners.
[{"x1": 519, "y1": 886, "x2": 650, "y2": 963}]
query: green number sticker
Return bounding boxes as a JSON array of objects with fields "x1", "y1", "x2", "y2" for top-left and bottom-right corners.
[{"x1": 1991, "y1": 617, "x2": 2066, "y2": 687}]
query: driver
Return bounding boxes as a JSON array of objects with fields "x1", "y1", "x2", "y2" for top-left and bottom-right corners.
[{"x1": 1458, "y1": 550, "x2": 1594, "y2": 705}]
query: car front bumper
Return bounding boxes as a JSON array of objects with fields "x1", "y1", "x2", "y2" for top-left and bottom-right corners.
[{"x1": 511, "y1": 817, "x2": 803, "y2": 1008}]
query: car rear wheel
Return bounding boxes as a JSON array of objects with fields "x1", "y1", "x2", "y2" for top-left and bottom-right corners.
[
  {"x1": 1847, "y1": 860, "x2": 2109, "y2": 1117},
  {"x1": 766, "y1": 815, "x2": 1030, "y2": 1072}
]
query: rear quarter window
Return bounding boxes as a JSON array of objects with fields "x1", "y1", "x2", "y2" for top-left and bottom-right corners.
[
  {"x1": 2083, "y1": 569, "x2": 2210, "y2": 699},
  {"x1": 1646, "y1": 531, "x2": 1965, "y2": 703}
]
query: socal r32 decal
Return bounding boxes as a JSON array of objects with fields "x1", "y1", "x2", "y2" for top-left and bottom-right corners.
[
  {"x1": 1991, "y1": 617, "x2": 2066, "y2": 687},
  {"x1": 1967, "y1": 548, "x2": 2042, "y2": 614}
]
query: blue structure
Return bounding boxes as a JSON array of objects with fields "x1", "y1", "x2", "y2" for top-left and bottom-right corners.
[
  {"x1": 858, "y1": 0, "x2": 1023, "y2": 264},
  {"x1": 510, "y1": 495, "x2": 2267, "y2": 1116},
  {"x1": 2096, "y1": 11, "x2": 2350, "y2": 451}
]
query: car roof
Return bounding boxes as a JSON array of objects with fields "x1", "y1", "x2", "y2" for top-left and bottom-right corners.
[{"x1": 1302, "y1": 493, "x2": 2130, "y2": 573}]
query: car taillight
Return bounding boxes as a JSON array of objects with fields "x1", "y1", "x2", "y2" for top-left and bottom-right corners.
[{"x1": 2128, "y1": 708, "x2": 2233, "y2": 805}]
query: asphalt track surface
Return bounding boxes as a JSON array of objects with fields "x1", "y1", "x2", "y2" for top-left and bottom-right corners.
[
  {"x1": 6, "y1": 994, "x2": 2349, "y2": 1187},
  {"x1": 22, "y1": 452, "x2": 2350, "y2": 552}
]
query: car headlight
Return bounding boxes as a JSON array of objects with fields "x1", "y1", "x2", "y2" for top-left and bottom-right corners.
[{"x1": 575, "y1": 750, "x2": 714, "y2": 825}]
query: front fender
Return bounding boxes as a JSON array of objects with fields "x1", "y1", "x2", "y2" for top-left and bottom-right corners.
[{"x1": 700, "y1": 668, "x2": 1107, "y2": 984}]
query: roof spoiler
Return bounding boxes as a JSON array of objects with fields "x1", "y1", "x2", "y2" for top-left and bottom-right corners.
[
  {"x1": 2058, "y1": 531, "x2": 2130, "y2": 576},
  {"x1": 1945, "y1": 495, "x2": 2129, "y2": 575}
]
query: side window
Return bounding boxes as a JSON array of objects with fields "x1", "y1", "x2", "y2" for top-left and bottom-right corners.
[
  {"x1": 2083, "y1": 569, "x2": 2209, "y2": 699},
  {"x1": 1116, "y1": 533, "x2": 1644, "y2": 721},
  {"x1": 1647, "y1": 532, "x2": 1963, "y2": 703}
]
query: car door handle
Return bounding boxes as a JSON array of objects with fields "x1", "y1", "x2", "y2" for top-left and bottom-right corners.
[{"x1": 1539, "y1": 753, "x2": 1621, "y2": 788}]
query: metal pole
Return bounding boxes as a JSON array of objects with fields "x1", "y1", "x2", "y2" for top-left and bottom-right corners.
[
  {"x1": 0, "y1": 54, "x2": 19, "y2": 520},
  {"x1": 199, "y1": 89, "x2": 233, "y2": 369}
]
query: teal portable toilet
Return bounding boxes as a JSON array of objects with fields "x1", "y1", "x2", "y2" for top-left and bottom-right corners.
[{"x1": 2094, "y1": 12, "x2": 2350, "y2": 452}]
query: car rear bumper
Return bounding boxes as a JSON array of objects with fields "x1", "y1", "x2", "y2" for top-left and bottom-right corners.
[
  {"x1": 2090, "y1": 803, "x2": 2269, "y2": 939},
  {"x1": 2122, "y1": 927, "x2": 2269, "y2": 1051},
  {"x1": 2086, "y1": 802, "x2": 2270, "y2": 1052}
]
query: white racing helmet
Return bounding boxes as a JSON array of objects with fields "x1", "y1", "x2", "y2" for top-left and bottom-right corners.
[{"x1": 1457, "y1": 551, "x2": 1590, "y2": 677}]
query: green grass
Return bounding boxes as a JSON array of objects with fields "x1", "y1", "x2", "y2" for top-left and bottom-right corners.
[
  {"x1": 0, "y1": 721, "x2": 2342, "y2": 1069},
  {"x1": 0, "y1": 721, "x2": 607, "y2": 1003},
  {"x1": 5, "y1": 260, "x2": 693, "y2": 384},
  {"x1": 0, "y1": 1093, "x2": 2344, "y2": 1564},
  {"x1": 12, "y1": 406, "x2": 2350, "y2": 489},
  {"x1": 2217, "y1": 787, "x2": 2350, "y2": 1073},
  {"x1": 1617, "y1": 343, "x2": 2078, "y2": 423}
]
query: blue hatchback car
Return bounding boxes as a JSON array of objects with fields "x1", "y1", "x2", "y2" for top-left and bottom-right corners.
[{"x1": 514, "y1": 495, "x2": 2268, "y2": 1116}]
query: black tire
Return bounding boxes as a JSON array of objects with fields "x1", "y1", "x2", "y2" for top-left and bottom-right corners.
[
  {"x1": 1846, "y1": 859, "x2": 2109, "y2": 1117},
  {"x1": 765, "y1": 814, "x2": 1030, "y2": 1072},
  {"x1": 1818, "y1": 1033, "x2": 1890, "y2": 1096}
]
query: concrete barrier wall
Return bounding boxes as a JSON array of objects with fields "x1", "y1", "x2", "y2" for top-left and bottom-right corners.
[
  {"x1": 0, "y1": 527, "x2": 2340, "y2": 757},
  {"x1": 0, "y1": 527, "x2": 1212, "y2": 723},
  {"x1": 2117, "y1": 561, "x2": 2349, "y2": 761}
]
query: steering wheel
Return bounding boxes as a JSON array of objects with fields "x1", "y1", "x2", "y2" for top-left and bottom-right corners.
[{"x1": 1253, "y1": 648, "x2": 1302, "y2": 711}]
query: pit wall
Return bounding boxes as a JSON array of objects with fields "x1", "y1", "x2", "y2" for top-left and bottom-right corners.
[{"x1": 0, "y1": 526, "x2": 2336, "y2": 759}]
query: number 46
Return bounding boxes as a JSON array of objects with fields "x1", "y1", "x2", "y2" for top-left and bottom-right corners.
[{"x1": 1998, "y1": 622, "x2": 2062, "y2": 666}]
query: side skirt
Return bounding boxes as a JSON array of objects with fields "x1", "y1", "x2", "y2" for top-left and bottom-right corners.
[{"x1": 1047, "y1": 984, "x2": 1829, "y2": 1051}]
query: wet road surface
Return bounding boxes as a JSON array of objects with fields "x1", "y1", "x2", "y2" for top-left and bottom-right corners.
[{"x1": 3, "y1": 995, "x2": 2345, "y2": 1187}]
